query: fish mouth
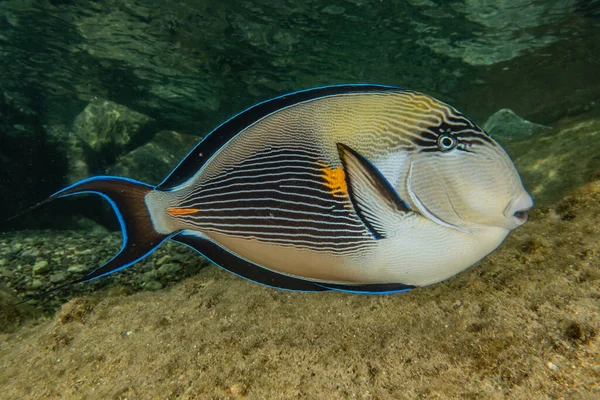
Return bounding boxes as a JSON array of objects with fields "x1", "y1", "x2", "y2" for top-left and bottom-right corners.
[
  {"x1": 503, "y1": 192, "x2": 534, "y2": 226},
  {"x1": 513, "y1": 210, "x2": 528, "y2": 223}
]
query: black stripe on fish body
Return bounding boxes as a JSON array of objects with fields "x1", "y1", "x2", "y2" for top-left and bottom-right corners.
[
  {"x1": 157, "y1": 84, "x2": 402, "y2": 191},
  {"x1": 181, "y1": 164, "x2": 349, "y2": 212},
  {"x1": 455, "y1": 132, "x2": 496, "y2": 146},
  {"x1": 410, "y1": 137, "x2": 439, "y2": 150},
  {"x1": 416, "y1": 130, "x2": 439, "y2": 142},
  {"x1": 414, "y1": 128, "x2": 493, "y2": 154},
  {"x1": 171, "y1": 147, "x2": 375, "y2": 253}
]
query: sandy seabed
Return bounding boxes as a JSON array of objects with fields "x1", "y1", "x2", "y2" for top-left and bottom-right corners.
[{"x1": 1, "y1": 182, "x2": 599, "y2": 400}]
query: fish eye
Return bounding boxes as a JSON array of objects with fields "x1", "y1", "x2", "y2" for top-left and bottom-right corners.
[{"x1": 437, "y1": 133, "x2": 458, "y2": 152}]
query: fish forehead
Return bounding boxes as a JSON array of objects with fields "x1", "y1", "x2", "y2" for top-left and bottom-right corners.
[{"x1": 312, "y1": 90, "x2": 493, "y2": 154}]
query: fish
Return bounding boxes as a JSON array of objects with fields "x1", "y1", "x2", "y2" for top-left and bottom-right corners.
[{"x1": 23, "y1": 84, "x2": 533, "y2": 295}]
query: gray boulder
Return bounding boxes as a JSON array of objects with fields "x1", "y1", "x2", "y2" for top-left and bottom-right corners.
[
  {"x1": 506, "y1": 114, "x2": 600, "y2": 204},
  {"x1": 73, "y1": 99, "x2": 156, "y2": 156},
  {"x1": 108, "y1": 130, "x2": 199, "y2": 185},
  {"x1": 66, "y1": 99, "x2": 157, "y2": 183},
  {"x1": 483, "y1": 108, "x2": 550, "y2": 143}
]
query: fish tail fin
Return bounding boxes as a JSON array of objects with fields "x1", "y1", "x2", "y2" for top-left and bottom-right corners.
[{"x1": 20, "y1": 176, "x2": 172, "y2": 284}]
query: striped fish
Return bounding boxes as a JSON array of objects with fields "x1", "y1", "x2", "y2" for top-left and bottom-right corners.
[{"x1": 25, "y1": 85, "x2": 533, "y2": 294}]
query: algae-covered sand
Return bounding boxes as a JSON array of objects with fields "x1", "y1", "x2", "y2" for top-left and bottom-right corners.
[{"x1": 0, "y1": 180, "x2": 599, "y2": 399}]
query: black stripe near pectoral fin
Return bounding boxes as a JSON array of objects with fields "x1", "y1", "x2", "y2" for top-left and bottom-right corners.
[
  {"x1": 172, "y1": 232, "x2": 330, "y2": 292},
  {"x1": 337, "y1": 143, "x2": 411, "y2": 240}
]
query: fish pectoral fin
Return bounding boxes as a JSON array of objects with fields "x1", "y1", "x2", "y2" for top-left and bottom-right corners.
[{"x1": 337, "y1": 142, "x2": 411, "y2": 239}]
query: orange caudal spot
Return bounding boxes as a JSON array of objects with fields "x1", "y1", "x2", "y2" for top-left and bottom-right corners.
[
  {"x1": 166, "y1": 207, "x2": 199, "y2": 216},
  {"x1": 321, "y1": 165, "x2": 348, "y2": 198}
]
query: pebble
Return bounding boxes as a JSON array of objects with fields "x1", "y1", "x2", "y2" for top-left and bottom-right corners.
[
  {"x1": 156, "y1": 255, "x2": 170, "y2": 266},
  {"x1": 67, "y1": 264, "x2": 88, "y2": 273},
  {"x1": 230, "y1": 384, "x2": 247, "y2": 397},
  {"x1": 32, "y1": 260, "x2": 50, "y2": 275},
  {"x1": 1, "y1": 268, "x2": 14, "y2": 278},
  {"x1": 30, "y1": 279, "x2": 44, "y2": 289},
  {"x1": 158, "y1": 263, "x2": 182, "y2": 277},
  {"x1": 2, "y1": 230, "x2": 209, "y2": 311},
  {"x1": 145, "y1": 281, "x2": 163, "y2": 291},
  {"x1": 547, "y1": 361, "x2": 559, "y2": 371},
  {"x1": 21, "y1": 248, "x2": 40, "y2": 258},
  {"x1": 143, "y1": 270, "x2": 158, "y2": 281},
  {"x1": 50, "y1": 272, "x2": 68, "y2": 284}
]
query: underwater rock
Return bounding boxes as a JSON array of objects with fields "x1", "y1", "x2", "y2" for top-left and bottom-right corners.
[
  {"x1": 32, "y1": 260, "x2": 50, "y2": 275},
  {"x1": 70, "y1": 216, "x2": 110, "y2": 235},
  {"x1": 63, "y1": 99, "x2": 158, "y2": 184},
  {"x1": 507, "y1": 113, "x2": 600, "y2": 204},
  {"x1": 0, "y1": 283, "x2": 41, "y2": 333},
  {"x1": 50, "y1": 272, "x2": 68, "y2": 284},
  {"x1": 30, "y1": 279, "x2": 43, "y2": 290},
  {"x1": 483, "y1": 109, "x2": 550, "y2": 142},
  {"x1": 67, "y1": 264, "x2": 87, "y2": 274},
  {"x1": 415, "y1": 0, "x2": 578, "y2": 66},
  {"x1": 20, "y1": 248, "x2": 40, "y2": 260},
  {"x1": 73, "y1": 99, "x2": 157, "y2": 164},
  {"x1": 157, "y1": 263, "x2": 182, "y2": 277},
  {"x1": 144, "y1": 281, "x2": 163, "y2": 291},
  {"x1": 108, "y1": 130, "x2": 199, "y2": 185}
]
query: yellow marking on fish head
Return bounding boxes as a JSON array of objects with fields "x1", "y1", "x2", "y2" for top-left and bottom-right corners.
[
  {"x1": 320, "y1": 165, "x2": 348, "y2": 198},
  {"x1": 167, "y1": 207, "x2": 199, "y2": 216}
]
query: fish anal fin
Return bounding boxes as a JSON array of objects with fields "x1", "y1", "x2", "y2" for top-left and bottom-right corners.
[
  {"x1": 172, "y1": 232, "x2": 329, "y2": 292},
  {"x1": 337, "y1": 143, "x2": 411, "y2": 239},
  {"x1": 317, "y1": 282, "x2": 414, "y2": 294}
]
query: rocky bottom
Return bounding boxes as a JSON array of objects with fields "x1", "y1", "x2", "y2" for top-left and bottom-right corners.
[{"x1": 0, "y1": 182, "x2": 599, "y2": 399}]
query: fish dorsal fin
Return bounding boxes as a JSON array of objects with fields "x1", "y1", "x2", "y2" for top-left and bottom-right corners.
[
  {"x1": 337, "y1": 143, "x2": 411, "y2": 239},
  {"x1": 157, "y1": 85, "x2": 401, "y2": 191}
]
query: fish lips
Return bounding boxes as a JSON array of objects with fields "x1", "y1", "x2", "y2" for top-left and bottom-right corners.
[{"x1": 503, "y1": 191, "x2": 534, "y2": 228}]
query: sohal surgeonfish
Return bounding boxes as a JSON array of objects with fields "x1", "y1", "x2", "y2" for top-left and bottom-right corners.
[{"x1": 24, "y1": 85, "x2": 533, "y2": 294}]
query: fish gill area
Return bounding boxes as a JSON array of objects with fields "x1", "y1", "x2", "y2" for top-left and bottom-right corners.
[{"x1": 1, "y1": 1, "x2": 599, "y2": 399}]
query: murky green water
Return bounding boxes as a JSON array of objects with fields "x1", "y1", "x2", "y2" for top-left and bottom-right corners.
[{"x1": 1, "y1": 0, "x2": 599, "y2": 228}]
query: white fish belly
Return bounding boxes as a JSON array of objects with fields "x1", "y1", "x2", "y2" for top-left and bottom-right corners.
[
  {"x1": 202, "y1": 219, "x2": 509, "y2": 287},
  {"x1": 369, "y1": 220, "x2": 511, "y2": 286}
]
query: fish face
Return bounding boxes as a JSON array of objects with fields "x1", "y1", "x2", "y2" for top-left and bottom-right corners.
[{"x1": 404, "y1": 124, "x2": 532, "y2": 233}]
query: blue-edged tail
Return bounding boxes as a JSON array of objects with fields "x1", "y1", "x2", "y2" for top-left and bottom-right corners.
[{"x1": 11, "y1": 176, "x2": 174, "y2": 303}]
